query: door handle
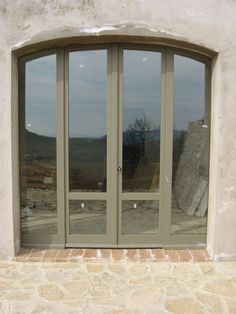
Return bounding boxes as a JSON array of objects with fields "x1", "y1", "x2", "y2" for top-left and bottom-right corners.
[{"x1": 117, "y1": 166, "x2": 122, "y2": 172}]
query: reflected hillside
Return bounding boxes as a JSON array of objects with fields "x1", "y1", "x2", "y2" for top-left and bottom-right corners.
[
  {"x1": 69, "y1": 135, "x2": 107, "y2": 191},
  {"x1": 22, "y1": 129, "x2": 56, "y2": 160},
  {"x1": 21, "y1": 130, "x2": 56, "y2": 191},
  {"x1": 21, "y1": 127, "x2": 184, "y2": 193}
]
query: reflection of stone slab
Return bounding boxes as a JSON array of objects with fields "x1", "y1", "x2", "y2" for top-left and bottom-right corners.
[
  {"x1": 187, "y1": 179, "x2": 208, "y2": 216},
  {"x1": 44, "y1": 176, "x2": 53, "y2": 184},
  {"x1": 195, "y1": 188, "x2": 208, "y2": 217},
  {"x1": 173, "y1": 119, "x2": 209, "y2": 216}
]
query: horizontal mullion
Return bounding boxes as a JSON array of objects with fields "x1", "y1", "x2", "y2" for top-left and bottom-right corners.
[
  {"x1": 66, "y1": 243, "x2": 118, "y2": 248},
  {"x1": 168, "y1": 234, "x2": 207, "y2": 242},
  {"x1": 121, "y1": 193, "x2": 160, "y2": 201},
  {"x1": 118, "y1": 235, "x2": 162, "y2": 245},
  {"x1": 117, "y1": 243, "x2": 162, "y2": 248},
  {"x1": 68, "y1": 192, "x2": 108, "y2": 200},
  {"x1": 166, "y1": 235, "x2": 207, "y2": 247},
  {"x1": 66, "y1": 234, "x2": 113, "y2": 243},
  {"x1": 22, "y1": 233, "x2": 60, "y2": 244}
]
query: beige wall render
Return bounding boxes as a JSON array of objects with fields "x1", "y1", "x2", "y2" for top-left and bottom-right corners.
[{"x1": 0, "y1": 0, "x2": 236, "y2": 260}]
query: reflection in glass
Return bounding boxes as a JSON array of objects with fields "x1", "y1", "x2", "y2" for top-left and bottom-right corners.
[
  {"x1": 69, "y1": 50, "x2": 107, "y2": 192},
  {"x1": 171, "y1": 55, "x2": 209, "y2": 235},
  {"x1": 20, "y1": 54, "x2": 57, "y2": 234},
  {"x1": 69, "y1": 200, "x2": 106, "y2": 234},
  {"x1": 122, "y1": 50, "x2": 161, "y2": 192},
  {"x1": 122, "y1": 200, "x2": 159, "y2": 235}
]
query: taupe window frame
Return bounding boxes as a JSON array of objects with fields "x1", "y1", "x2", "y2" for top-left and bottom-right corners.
[{"x1": 19, "y1": 44, "x2": 211, "y2": 248}]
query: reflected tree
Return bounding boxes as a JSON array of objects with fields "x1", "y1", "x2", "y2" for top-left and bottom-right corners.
[
  {"x1": 123, "y1": 113, "x2": 160, "y2": 191},
  {"x1": 125, "y1": 113, "x2": 157, "y2": 164}
]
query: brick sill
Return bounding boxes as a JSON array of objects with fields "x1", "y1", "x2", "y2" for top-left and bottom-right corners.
[{"x1": 15, "y1": 248, "x2": 211, "y2": 262}]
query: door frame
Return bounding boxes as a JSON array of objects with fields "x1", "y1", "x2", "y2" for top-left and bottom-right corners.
[
  {"x1": 19, "y1": 44, "x2": 211, "y2": 248},
  {"x1": 64, "y1": 44, "x2": 118, "y2": 247},
  {"x1": 117, "y1": 44, "x2": 166, "y2": 247}
]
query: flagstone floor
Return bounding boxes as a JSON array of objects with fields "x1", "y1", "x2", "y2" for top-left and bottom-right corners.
[{"x1": 0, "y1": 249, "x2": 236, "y2": 313}]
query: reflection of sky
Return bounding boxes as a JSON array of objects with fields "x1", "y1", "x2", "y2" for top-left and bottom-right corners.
[
  {"x1": 123, "y1": 50, "x2": 161, "y2": 131},
  {"x1": 25, "y1": 55, "x2": 56, "y2": 137},
  {"x1": 69, "y1": 50, "x2": 107, "y2": 138},
  {"x1": 25, "y1": 50, "x2": 205, "y2": 137},
  {"x1": 174, "y1": 55, "x2": 205, "y2": 130}
]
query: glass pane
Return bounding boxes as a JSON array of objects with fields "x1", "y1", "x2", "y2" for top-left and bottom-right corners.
[
  {"x1": 122, "y1": 200, "x2": 159, "y2": 235},
  {"x1": 69, "y1": 200, "x2": 106, "y2": 234},
  {"x1": 171, "y1": 55, "x2": 209, "y2": 235},
  {"x1": 20, "y1": 54, "x2": 57, "y2": 234},
  {"x1": 122, "y1": 50, "x2": 161, "y2": 192},
  {"x1": 69, "y1": 50, "x2": 107, "y2": 192}
]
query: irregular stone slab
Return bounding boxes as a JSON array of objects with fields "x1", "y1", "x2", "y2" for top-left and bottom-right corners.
[
  {"x1": 129, "y1": 264, "x2": 147, "y2": 276},
  {"x1": 187, "y1": 179, "x2": 208, "y2": 216},
  {"x1": 165, "y1": 297, "x2": 205, "y2": 314},
  {"x1": 62, "y1": 280, "x2": 91, "y2": 297},
  {"x1": 86, "y1": 263, "x2": 104, "y2": 273},
  {"x1": 107, "y1": 264, "x2": 126, "y2": 276},
  {"x1": 4, "y1": 289, "x2": 35, "y2": 301},
  {"x1": 169, "y1": 263, "x2": 202, "y2": 277},
  {"x1": 195, "y1": 188, "x2": 208, "y2": 217},
  {"x1": 199, "y1": 263, "x2": 217, "y2": 276},
  {"x1": 203, "y1": 278, "x2": 236, "y2": 296},
  {"x1": 0, "y1": 279, "x2": 12, "y2": 291},
  {"x1": 195, "y1": 292, "x2": 225, "y2": 314},
  {"x1": 227, "y1": 299, "x2": 236, "y2": 314},
  {"x1": 216, "y1": 262, "x2": 236, "y2": 275},
  {"x1": 128, "y1": 287, "x2": 162, "y2": 305},
  {"x1": 104, "y1": 310, "x2": 141, "y2": 314},
  {"x1": 44, "y1": 269, "x2": 76, "y2": 282},
  {"x1": 129, "y1": 277, "x2": 153, "y2": 286},
  {"x1": 38, "y1": 283, "x2": 65, "y2": 301}
]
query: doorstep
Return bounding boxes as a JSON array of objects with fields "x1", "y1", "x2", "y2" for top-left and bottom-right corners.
[{"x1": 15, "y1": 248, "x2": 211, "y2": 262}]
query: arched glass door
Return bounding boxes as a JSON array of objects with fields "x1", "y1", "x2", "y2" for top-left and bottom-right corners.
[{"x1": 19, "y1": 44, "x2": 210, "y2": 248}]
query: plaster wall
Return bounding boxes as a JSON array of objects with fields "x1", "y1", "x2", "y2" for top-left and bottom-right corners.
[{"x1": 0, "y1": 0, "x2": 236, "y2": 260}]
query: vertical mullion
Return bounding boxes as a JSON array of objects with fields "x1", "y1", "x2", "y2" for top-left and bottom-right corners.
[
  {"x1": 64, "y1": 49, "x2": 70, "y2": 243},
  {"x1": 117, "y1": 46, "x2": 123, "y2": 244},
  {"x1": 205, "y1": 63, "x2": 211, "y2": 167},
  {"x1": 159, "y1": 49, "x2": 167, "y2": 245},
  {"x1": 19, "y1": 60, "x2": 26, "y2": 238},
  {"x1": 56, "y1": 48, "x2": 66, "y2": 246},
  {"x1": 163, "y1": 48, "x2": 174, "y2": 245},
  {"x1": 205, "y1": 62, "x2": 211, "y2": 244},
  {"x1": 107, "y1": 44, "x2": 118, "y2": 244}
]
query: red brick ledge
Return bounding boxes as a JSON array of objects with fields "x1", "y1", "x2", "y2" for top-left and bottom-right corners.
[{"x1": 15, "y1": 248, "x2": 212, "y2": 262}]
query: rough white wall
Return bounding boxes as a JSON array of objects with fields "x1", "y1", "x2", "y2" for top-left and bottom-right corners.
[{"x1": 0, "y1": 0, "x2": 236, "y2": 259}]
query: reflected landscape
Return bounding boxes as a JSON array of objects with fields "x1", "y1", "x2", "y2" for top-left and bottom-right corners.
[
  {"x1": 20, "y1": 130, "x2": 57, "y2": 234},
  {"x1": 20, "y1": 55, "x2": 57, "y2": 235},
  {"x1": 123, "y1": 50, "x2": 161, "y2": 193},
  {"x1": 69, "y1": 136, "x2": 107, "y2": 192},
  {"x1": 69, "y1": 50, "x2": 107, "y2": 192}
]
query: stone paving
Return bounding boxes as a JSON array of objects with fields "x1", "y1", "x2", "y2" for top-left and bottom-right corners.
[{"x1": 0, "y1": 250, "x2": 236, "y2": 313}]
